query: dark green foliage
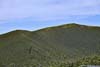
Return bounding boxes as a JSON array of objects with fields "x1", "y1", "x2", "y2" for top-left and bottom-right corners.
[
  {"x1": 70, "y1": 55, "x2": 100, "y2": 67},
  {"x1": 0, "y1": 23, "x2": 100, "y2": 67},
  {"x1": 77, "y1": 55, "x2": 100, "y2": 65}
]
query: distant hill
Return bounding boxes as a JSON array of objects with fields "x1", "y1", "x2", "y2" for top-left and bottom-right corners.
[{"x1": 0, "y1": 23, "x2": 100, "y2": 67}]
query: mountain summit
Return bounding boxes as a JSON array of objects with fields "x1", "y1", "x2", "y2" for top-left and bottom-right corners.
[{"x1": 0, "y1": 23, "x2": 100, "y2": 66}]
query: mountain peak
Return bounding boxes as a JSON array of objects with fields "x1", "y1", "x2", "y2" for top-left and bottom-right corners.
[
  {"x1": 34, "y1": 23, "x2": 98, "y2": 32},
  {"x1": 0, "y1": 30, "x2": 31, "y2": 38},
  {"x1": 66, "y1": 23, "x2": 80, "y2": 25},
  {"x1": 62, "y1": 23, "x2": 81, "y2": 27},
  {"x1": 54, "y1": 23, "x2": 86, "y2": 29}
]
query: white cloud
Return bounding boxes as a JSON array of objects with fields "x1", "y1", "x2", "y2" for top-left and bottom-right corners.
[{"x1": 0, "y1": 0, "x2": 100, "y2": 21}]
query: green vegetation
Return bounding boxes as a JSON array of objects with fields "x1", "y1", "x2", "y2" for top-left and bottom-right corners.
[
  {"x1": 67, "y1": 55, "x2": 100, "y2": 67},
  {"x1": 77, "y1": 55, "x2": 100, "y2": 65},
  {"x1": 0, "y1": 23, "x2": 100, "y2": 67}
]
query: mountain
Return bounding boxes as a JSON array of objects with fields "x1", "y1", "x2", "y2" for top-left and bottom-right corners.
[{"x1": 0, "y1": 23, "x2": 100, "y2": 67}]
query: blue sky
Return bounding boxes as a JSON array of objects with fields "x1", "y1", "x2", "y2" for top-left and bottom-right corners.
[{"x1": 0, "y1": 0, "x2": 100, "y2": 34}]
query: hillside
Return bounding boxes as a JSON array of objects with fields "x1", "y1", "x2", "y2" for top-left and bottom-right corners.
[{"x1": 0, "y1": 23, "x2": 100, "y2": 67}]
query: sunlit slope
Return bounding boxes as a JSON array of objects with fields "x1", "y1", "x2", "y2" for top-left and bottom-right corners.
[{"x1": 0, "y1": 23, "x2": 100, "y2": 66}]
